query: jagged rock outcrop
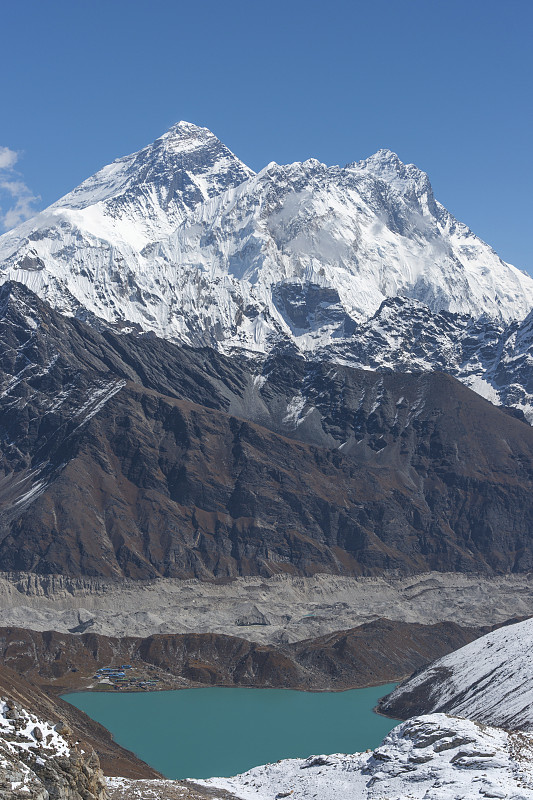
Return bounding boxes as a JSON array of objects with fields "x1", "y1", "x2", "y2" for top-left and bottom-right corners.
[
  {"x1": 319, "y1": 295, "x2": 533, "y2": 421},
  {"x1": 0, "y1": 620, "x2": 501, "y2": 693},
  {"x1": 197, "y1": 714, "x2": 533, "y2": 799},
  {"x1": 0, "y1": 696, "x2": 107, "y2": 800}
]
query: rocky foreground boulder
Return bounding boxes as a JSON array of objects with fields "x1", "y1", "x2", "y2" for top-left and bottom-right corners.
[
  {"x1": 193, "y1": 714, "x2": 533, "y2": 800},
  {"x1": 0, "y1": 696, "x2": 107, "y2": 800}
]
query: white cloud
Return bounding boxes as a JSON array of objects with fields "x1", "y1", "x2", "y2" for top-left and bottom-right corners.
[
  {"x1": 0, "y1": 147, "x2": 40, "y2": 231},
  {"x1": 0, "y1": 180, "x2": 40, "y2": 229},
  {"x1": 0, "y1": 147, "x2": 18, "y2": 170}
]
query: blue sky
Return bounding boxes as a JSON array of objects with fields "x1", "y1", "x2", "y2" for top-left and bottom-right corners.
[{"x1": 1, "y1": 0, "x2": 532, "y2": 272}]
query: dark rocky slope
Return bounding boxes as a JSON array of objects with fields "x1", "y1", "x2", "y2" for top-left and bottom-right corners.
[
  {"x1": 0, "y1": 620, "x2": 499, "y2": 694},
  {"x1": 2, "y1": 281, "x2": 533, "y2": 578}
]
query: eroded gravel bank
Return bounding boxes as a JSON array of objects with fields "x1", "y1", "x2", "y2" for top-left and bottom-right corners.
[{"x1": 0, "y1": 572, "x2": 531, "y2": 644}]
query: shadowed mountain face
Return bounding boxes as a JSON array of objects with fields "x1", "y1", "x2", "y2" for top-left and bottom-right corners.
[
  {"x1": 1, "y1": 281, "x2": 533, "y2": 579},
  {"x1": 316, "y1": 295, "x2": 533, "y2": 423}
]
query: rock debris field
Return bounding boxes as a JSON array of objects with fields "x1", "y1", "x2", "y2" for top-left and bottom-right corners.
[{"x1": 1, "y1": 571, "x2": 533, "y2": 644}]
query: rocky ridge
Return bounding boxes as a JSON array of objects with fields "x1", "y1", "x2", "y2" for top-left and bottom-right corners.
[
  {"x1": 0, "y1": 619, "x2": 496, "y2": 694},
  {"x1": 320, "y1": 295, "x2": 533, "y2": 421}
]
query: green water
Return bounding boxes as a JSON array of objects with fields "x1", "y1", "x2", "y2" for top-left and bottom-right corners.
[{"x1": 63, "y1": 685, "x2": 399, "y2": 779}]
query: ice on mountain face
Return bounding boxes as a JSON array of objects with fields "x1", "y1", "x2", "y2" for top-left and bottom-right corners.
[
  {"x1": 53, "y1": 121, "x2": 254, "y2": 213},
  {"x1": 0, "y1": 122, "x2": 255, "y2": 327},
  {"x1": 195, "y1": 714, "x2": 533, "y2": 800},
  {"x1": 0, "y1": 124, "x2": 531, "y2": 350},
  {"x1": 1, "y1": 123, "x2": 533, "y2": 412},
  {"x1": 381, "y1": 617, "x2": 533, "y2": 733}
]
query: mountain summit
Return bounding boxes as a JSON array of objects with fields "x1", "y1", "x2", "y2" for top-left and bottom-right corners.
[
  {"x1": 0, "y1": 122, "x2": 532, "y2": 352},
  {"x1": 52, "y1": 120, "x2": 254, "y2": 214}
]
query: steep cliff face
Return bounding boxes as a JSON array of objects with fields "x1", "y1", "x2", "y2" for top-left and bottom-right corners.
[
  {"x1": 1, "y1": 282, "x2": 533, "y2": 579},
  {"x1": 0, "y1": 696, "x2": 106, "y2": 800}
]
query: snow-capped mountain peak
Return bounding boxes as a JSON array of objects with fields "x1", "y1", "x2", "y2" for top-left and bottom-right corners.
[
  {"x1": 51, "y1": 119, "x2": 254, "y2": 213},
  {"x1": 352, "y1": 146, "x2": 414, "y2": 177},
  {"x1": 159, "y1": 119, "x2": 222, "y2": 149},
  {"x1": 1, "y1": 122, "x2": 533, "y2": 364},
  {"x1": 350, "y1": 147, "x2": 434, "y2": 199}
]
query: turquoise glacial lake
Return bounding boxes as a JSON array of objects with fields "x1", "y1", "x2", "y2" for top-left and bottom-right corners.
[{"x1": 63, "y1": 685, "x2": 400, "y2": 779}]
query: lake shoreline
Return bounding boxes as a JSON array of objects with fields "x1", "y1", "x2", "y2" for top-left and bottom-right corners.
[
  {"x1": 58, "y1": 674, "x2": 410, "y2": 697},
  {"x1": 62, "y1": 684, "x2": 401, "y2": 779}
]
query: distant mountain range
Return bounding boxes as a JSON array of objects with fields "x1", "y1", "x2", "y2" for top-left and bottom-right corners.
[
  {"x1": 1, "y1": 123, "x2": 533, "y2": 420},
  {"x1": 1, "y1": 126, "x2": 533, "y2": 579}
]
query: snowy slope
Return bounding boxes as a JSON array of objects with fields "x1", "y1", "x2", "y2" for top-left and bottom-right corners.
[
  {"x1": 192, "y1": 714, "x2": 533, "y2": 800},
  {"x1": 0, "y1": 123, "x2": 532, "y2": 354},
  {"x1": 0, "y1": 122, "x2": 255, "y2": 330},
  {"x1": 380, "y1": 617, "x2": 533, "y2": 732}
]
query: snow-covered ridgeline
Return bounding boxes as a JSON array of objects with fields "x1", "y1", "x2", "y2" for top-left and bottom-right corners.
[
  {"x1": 184, "y1": 714, "x2": 533, "y2": 800},
  {"x1": 0, "y1": 122, "x2": 532, "y2": 358},
  {"x1": 319, "y1": 296, "x2": 533, "y2": 421},
  {"x1": 380, "y1": 617, "x2": 533, "y2": 733},
  {"x1": 3, "y1": 122, "x2": 533, "y2": 418}
]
